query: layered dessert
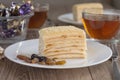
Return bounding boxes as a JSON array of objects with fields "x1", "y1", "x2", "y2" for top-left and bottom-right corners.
[
  {"x1": 39, "y1": 26, "x2": 87, "y2": 59},
  {"x1": 72, "y1": 3, "x2": 103, "y2": 22}
]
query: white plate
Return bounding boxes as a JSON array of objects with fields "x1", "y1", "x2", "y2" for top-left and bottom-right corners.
[
  {"x1": 58, "y1": 13, "x2": 82, "y2": 25},
  {"x1": 4, "y1": 39, "x2": 112, "y2": 69}
]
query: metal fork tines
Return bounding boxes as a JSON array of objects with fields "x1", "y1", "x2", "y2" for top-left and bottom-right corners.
[{"x1": 107, "y1": 43, "x2": 120, "y2": 80}]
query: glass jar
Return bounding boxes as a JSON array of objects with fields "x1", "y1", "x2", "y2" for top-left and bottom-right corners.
[{"x1": 0, "y1": 12, "x2": 34, "y2": 43}]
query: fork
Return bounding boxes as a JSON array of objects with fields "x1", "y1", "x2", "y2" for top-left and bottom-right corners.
[{"x1": 107, "y1": 43, "x2": 120, "y2": 80}]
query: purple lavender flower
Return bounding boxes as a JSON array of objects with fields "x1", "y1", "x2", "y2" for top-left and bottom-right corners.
[
  {"x1": 1, "y1": 28, "x2": 16, "y2": 38},
  {"x1": 19, "y1": 2, "x2": 32, "y2": 15}
]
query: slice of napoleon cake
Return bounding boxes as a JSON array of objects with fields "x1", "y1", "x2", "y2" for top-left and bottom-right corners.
[{"x1": 39, "y1": 26, "x2": 87, "y2": 59}]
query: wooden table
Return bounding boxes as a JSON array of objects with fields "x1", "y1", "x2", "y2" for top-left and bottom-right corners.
[
  {"x1": 0, "y1": 2, "x2": 120, "y2": 80},
  {"x1": 0, "y1": 28, "x2": 120, "y2": 80}
]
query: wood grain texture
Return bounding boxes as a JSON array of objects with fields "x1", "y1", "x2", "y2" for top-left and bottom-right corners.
[
  {"x1": 0, "y1": 29, "x2": 118, "y2": 80},
  {"x1": 0, "y1": 59, "x2": 92, "y2": 80},
  {"x1": 89, "y1": 61, "x2": 112, "y2": 80},
  {"x1": 0, "y1": 0, "x2": 117, "y2": 80}
]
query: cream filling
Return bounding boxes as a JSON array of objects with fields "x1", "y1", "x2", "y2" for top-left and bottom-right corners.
[
  {"x1": 47, "y1": 53, "x2": 86, "y2": 59},
  {"x1": 45, "y1": 39, "x2": 84, "y2": 45},
  {"x1": 44, "y1": 36, "x2": 86, "y2": 49},
  {"x1": 44, "y1": 49, "x2": 85, "y2": 56},
  {"x1": 44, "y1": 36, "x2": 85, "y2": 43},
  {"x1": 44, "y1": 47, "x2": 84, "y2": 53}
]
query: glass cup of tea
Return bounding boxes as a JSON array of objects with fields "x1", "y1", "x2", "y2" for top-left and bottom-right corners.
[
  {"x1": 28, "y1": 3, "x2": 49, "y2": 29},
  {"x1": 82, "y1": 8, "x2": 120, "y2": 43}
]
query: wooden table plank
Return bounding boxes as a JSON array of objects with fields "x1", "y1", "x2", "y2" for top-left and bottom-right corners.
[
  {"x1": 0, "y1": 58, "x2": 114, "y2": 80},
  {"x1": 0, "y1": 59, "x2": 92, "y2": 80},
  {"x1": 27, "y1": 68, "x2": 92, "y2": 80},
  {"x1": 89, "y1": 61, "x2": 112, "y2": 80}
]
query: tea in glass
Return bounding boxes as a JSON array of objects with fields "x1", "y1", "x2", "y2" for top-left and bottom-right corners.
[
  {"x1": 28, "y1": 3, "x2": 49, "y2": 28},
  {"x1": 82, "y1": 9, "x2": 120, "y2": 42}
]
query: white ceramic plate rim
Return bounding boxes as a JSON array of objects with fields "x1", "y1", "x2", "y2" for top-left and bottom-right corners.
[
  {"x1": 4, "y1": 39, "x2": 112, "y2": 69},
  {"x1": 58, "y1": 13, "x2": 82, "y2": 25},
  {"x1": 58, "y1": 10, "x2": 116, "y2": 25}
]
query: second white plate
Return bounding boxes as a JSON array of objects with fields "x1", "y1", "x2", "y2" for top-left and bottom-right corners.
[{"x1": 58, "y1": 13, "x2": 82, "y2": 25}]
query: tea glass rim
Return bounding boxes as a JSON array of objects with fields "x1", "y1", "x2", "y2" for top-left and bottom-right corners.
[
  {"x1": 82, "y1": 8, "x2": 120, "y2": 17},
  {"x1": 33, "y1": 3, "x2": 49, "y2": 11}
]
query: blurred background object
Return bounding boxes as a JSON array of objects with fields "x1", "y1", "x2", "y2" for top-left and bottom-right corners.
[
  {"x1": 112, "y1": 0, "x2": 120, "y2": 9},
  {"x1": 0, "y1": 0, "x2": 115, "y2": 26},
  {"x1": 28, "y1": 3, "x2": 49, "y2": 29}
]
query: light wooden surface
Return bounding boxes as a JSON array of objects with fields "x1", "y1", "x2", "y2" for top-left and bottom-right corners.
[
  {"x1": 0, "y1": 0, "x2": 119, "y2": 80},
  {"x1": 1, "y1": 30, "x2": 120, "y2": 80}
]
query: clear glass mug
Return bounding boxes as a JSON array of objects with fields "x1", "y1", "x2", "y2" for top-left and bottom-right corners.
[
  {"x1": 82, "y1": 8, "x2": 120, "y2": 43},
  {"x1": 28, "y1": 3, "x2": 49, "y2": 29}
]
